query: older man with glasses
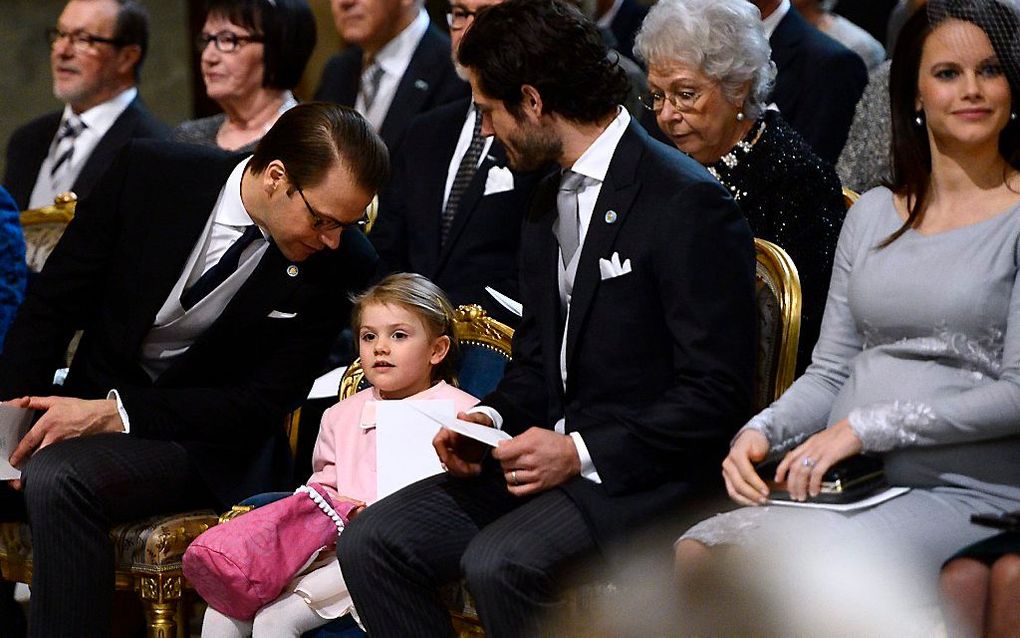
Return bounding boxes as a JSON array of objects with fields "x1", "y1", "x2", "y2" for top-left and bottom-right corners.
[{"x1": 3, "y1": 0, "x2": 169, "y2": 211}]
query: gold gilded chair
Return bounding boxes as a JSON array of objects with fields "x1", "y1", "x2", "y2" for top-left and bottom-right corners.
[
  {"x1": 19, "y1": 191, "x2": 77, "y2": 274},
  {"x1": 842, "y1": 186, "x2": 860, "y2": 211},
  {"x1": 752, "y1": 237, "x2": 802, "y2": 411},
  {"x1": 0, "y1": 418, "x2": 302, "y2": 638}
]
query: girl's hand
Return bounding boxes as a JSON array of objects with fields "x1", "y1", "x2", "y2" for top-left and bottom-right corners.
[
  {"x1": 775, "y1": 419, "x2": 862, "y2": 501},
  {"x1": 721, "y1": 429, "x2": 771, "y2": 506}
]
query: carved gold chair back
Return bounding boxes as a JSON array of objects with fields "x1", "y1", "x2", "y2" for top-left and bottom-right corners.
[{"x1": 753, "y1": 237, "x2": 802, "y2": 411}]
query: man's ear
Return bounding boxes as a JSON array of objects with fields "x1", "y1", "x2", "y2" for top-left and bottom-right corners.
[
  {"x1": 115, "y1": 44, "x2": 142, "y2": 77},
  {"x1": 262, "y1": 160, "x2": 287, "y2": 196},
  {"x1": 520, "y1": 84, "x2": 544, "y2": 120},
  {"x1": 430, "y1": 334, "x2": 452, "y2": 366}
]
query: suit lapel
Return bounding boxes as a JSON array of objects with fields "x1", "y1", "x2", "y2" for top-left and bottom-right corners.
[
  {"x1": 563, "y1": 123, "x2": 643, "y2": 374},
  {"x1": 125, "y1": 153, "x2": 241, "y2": 348},
  {"x1": 73, "y1": 98, "x2": 143, "y2": 200},
  {"x1": 379, "y1": 26, "x2": 444, "y2": 147},
  {"x1": 769, "y1": 9, "x2": 804, "y2": 69},
  {"x1": 435, "y1": 141, "x2": 507, "y2": 273},
  {"x1": 337, "y1": 48, "x2": 363, "y2": 107},
  {"x1": 420, "y1": 104, "x2": 467, "y2": 275}
]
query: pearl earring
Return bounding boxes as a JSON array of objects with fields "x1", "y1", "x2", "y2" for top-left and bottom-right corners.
[
  {"x1": 1012, "y1": 112, "x2": 1017, "y2": 121},
  {"x1": 914, "y1": 113, "x2": 924, "y2": 126},
  {"x1": 736, "y1": 111, "x2": 745, "y2": 122}
]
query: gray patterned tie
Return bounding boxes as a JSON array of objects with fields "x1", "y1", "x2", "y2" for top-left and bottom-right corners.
[
  {"x1": 359, "y1": 63, "x2": 385, "y2": 111},
  {"x1": 50, "y1": 116, "x2": 86, "y2": 177},
  {"x1": 441, "y1": 106, "x2": 485, "y2": 246},
  {"x1": 556, "y1": 170, "x2": 587, "y2": 266}
]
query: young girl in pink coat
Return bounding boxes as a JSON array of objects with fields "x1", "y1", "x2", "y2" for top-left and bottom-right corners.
[{"x1": 202, "y1": 273, "x2": 479, "y2": 636}]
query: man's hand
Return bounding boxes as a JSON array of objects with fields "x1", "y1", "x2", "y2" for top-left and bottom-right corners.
[
  {"x1": 491, "y1": 427, "x2": 581, "y2": 496},
  {"x1": 432, "y1": 411, "x2": 492, "y2": 477},
  {"x1": 8, "y1": 396, "x2": 124, "y2": 471}
]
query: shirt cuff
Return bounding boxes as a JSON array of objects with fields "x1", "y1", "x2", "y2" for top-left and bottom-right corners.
[
  {"x1": 107, "y1": 389, "x2": 130, "y2": 433},
  {"x1": 467, "y1": 405, "x2": 503, "y2": 430},
  {"x1": 569, "y1": 431, "x2": 602, "y2": 484}
]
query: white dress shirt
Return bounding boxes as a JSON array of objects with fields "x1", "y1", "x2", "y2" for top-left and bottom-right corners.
[
  {"x1": 29, "y1": 87, "x2": 138, "y2": 209},
  {"x1": 473, "y1": 107, "x2": 632, "y2": 485},
  {"x1": 761, "y1": 0, "x2": 791, "y2": 38},
  {"x1": 442, "y1": 104, "x2": 495, "y2": 208},
  {"x1": 355, "y1": 9, "x2": 430, "y2": 132}
]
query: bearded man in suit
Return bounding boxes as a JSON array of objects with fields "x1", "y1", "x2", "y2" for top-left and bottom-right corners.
[
  {"x1": 337, "y1": 2, "x2": 757, "y2": 635},
  {"x1": 3, "y1": 0, "x2": 168, "y2": 211},
  {"x1": 0, "y1": 103, "x2": 385, "y2": 636}
]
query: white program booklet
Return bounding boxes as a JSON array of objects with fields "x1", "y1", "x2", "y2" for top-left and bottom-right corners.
[
  {"x1": 0, "y1": 405, "x2": 35, "y2": 480},
  {"x1": 766, "y1": 487, "x2": 911, "y2": 512},
  {"x1": 375, "y1": 401, "x2": 451, "y2": 500}
]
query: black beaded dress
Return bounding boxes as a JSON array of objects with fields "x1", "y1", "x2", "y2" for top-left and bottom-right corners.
[{"x1": 706, "y1": 109, "x2": 846, "y2": 375}]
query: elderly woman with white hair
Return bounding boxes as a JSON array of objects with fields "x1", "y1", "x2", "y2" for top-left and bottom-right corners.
[{"x1": 634, "y1": 0, "x2": 845, "y2": 374}]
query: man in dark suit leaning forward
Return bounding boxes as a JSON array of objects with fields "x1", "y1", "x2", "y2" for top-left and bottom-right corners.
[
  {"x1": 0, "y1": 103, "x2": 386, "y2": 636},
  {"x1": 337, "y1": 2, "x2": 757, "y2": 636}
]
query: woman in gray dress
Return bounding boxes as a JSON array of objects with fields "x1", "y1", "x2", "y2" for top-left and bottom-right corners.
[
  {"x1": 173, "y1": 0, "x2": 315, "y2": 152},
  {"x1": 678, "y1": 0, "x2": 1020, "y2": 613}
]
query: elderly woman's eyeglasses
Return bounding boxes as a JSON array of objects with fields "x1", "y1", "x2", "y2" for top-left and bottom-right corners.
[
  {"x1": 46, "y1": 28, "x2": 125, "y2": 53},
  {"x1": 295, "y1": 187, "x2": 368, "y2": 233},
  {"x1": 638, "y1": 89, "x2": 704, "y2": 114},
  {"x1": 196, "y1": 31, "x2": 264, "y2": 53},
  {"x1": 446, "y1": 7, "x2": 479, "y2": 29}
]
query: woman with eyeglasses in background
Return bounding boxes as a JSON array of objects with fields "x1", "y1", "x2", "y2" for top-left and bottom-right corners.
[
  {"x1": 634, "y1": 0, "x2": 846, "y2": 375},
  {"x1": 173, "y1": 0, "x2": 316, "y2": 152}
]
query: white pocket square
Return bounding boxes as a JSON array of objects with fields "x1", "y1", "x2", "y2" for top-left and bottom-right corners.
[
  {"x1": 599, "y1": 252, "x2": 632, "y2": 281},
  {"x1": 267, "y1": 310, "x2": 298, "y2": 319},
  {"x1": 483, "y1": 166, "x2": 514, "y2": 196}
]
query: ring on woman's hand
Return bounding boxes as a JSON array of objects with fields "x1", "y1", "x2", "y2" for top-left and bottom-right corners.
[
  {"x1": 511, "y1": 470, "x2": 519, "y2": 486},
  {"x1": 802, "y1": 457, "x2": 816, "y2": 468}
]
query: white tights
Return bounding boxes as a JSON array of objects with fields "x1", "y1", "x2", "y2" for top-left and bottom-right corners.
[{"x1": 201, "y1": 592, "x2": 328, "y2": 638}]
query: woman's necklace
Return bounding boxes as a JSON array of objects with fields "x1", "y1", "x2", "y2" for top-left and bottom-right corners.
[{"x1": 706, "y1": 118, "x2": 766, "y2": 201}]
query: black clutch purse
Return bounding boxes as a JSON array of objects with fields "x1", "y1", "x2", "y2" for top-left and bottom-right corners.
[{"x1": 757, "y1": 454, "x2": 887, "y2": 504}]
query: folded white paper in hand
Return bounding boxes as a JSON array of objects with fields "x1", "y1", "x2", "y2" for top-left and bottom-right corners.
[
  {"x1": 0, "y1": 405, "x2": 35, "y2": 480},
  {"x1": 407, "y1": 403, "x2": 512, "y2": 447},
  {"x1": 484, "y1": 286, "x2": 523, "y2": 318}
]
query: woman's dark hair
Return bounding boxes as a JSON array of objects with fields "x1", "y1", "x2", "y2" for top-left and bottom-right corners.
[
  {"x1": 250, "y1": 102, "x2": 389, "y2": 195},
  {"x1": 205, "y1": 0, "x2": 316, "y2": 90},
  {"x1": 457, "y1": 0, "x2": 629, "y2": 122},
  {"x1": 884, "y1": 0, "x2": 1020, "y2": 246}
]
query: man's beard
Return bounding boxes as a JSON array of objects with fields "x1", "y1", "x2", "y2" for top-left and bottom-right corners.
[{"x1": 502, "y1": 120, "x2": 561, "y2": 172}]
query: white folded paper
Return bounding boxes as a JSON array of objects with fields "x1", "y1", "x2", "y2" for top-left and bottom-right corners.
[
  {"x1": 0, "y1": 405, "x2": 35, "y2": 480},
  {"x1": 375, "y1": 401, "x2": 451, "y2": 500},
  {"x1": 407, "y1": 402, "x2": 512, "y2": 447},
  {"x1": 484, "y1": 286, "x2": 523, "y2": 318},
  {"x1": 766, "y1": 486, "x2": 910, "y2": 512}
]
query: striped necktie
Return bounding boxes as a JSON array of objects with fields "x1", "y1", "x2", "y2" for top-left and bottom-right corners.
[
  {"x1": 441, "y1": 106, "x2": 486, "y2": 246},
  {"x1": 360, "y1": 63, "x2": 385, "y2": 111},
  {"x1": 50, "y1": 116, "x2": 86, "y2": 177}
]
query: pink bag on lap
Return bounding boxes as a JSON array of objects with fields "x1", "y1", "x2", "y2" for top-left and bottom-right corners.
[{"x1": 183, "y1": 483, "x2": 356, "y2": 620}]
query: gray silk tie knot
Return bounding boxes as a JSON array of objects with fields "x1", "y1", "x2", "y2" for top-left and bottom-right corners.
[{"x1": 556, "y1": 170, "x2": 587, "y2": 266}]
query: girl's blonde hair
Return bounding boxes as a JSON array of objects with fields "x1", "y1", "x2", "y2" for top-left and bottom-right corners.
[{"x1": 350, "y1": 273, "x2": 460, "y2": 384}]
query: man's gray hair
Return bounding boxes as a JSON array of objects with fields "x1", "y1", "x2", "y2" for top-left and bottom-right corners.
[{"x1": 633, "y1": 0, "x2": 776, "y2": 120}]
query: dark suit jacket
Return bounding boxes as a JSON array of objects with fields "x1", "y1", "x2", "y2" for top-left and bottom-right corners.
[
  {"x1": 607, "y1": 0, "x2": 648, "y2": 63},
  {"x1": 770, "y1": 8, "x2": 868, "y2": 165},
  {"x1": 0, "y1": 141, "x2": 377, "y2": 506},
  {"x1": 482, "y1": 121, "x2": 757, "y2": 545},
  {"x1": 2, "y1": 96, "x2": 170, "y2": 210},
  {"x1": 314, "y1": 23, "x2": 469, "y2": 151},
  {"x1": 371, "y1": 98, "x2": 545, "y2": 326}
]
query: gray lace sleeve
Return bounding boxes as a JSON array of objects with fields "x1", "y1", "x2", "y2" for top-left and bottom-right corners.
[{"x1": 847, "y1": 401, "x2": 937, "y2": 452}]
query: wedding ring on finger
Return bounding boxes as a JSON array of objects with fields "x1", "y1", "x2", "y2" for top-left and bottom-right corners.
[
  {"x1": 511, "y1": 470, "x2": 519, "y2": 486},
  {"x1": 802, "y1": 456, "x2": 816, "y2": 468}
]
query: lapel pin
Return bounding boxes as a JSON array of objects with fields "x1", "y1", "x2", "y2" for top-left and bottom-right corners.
[
  {"x1": 414, "y1": 79, "x2": 429, "y2": 91},
  {"x1": 286, "y1": 265, "x2": 299, "y2": 277},
  {"x1": 605, "y1": 210, "x2": 618, "y2": 224}
]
